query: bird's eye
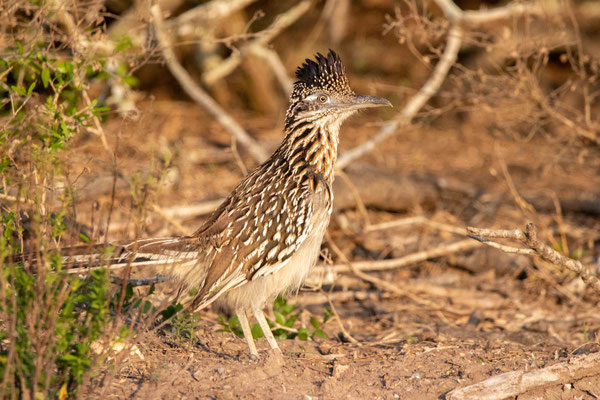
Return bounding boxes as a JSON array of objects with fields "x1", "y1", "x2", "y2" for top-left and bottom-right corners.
[{"x1": 318, "y1": 95, "x2": 329, "y2": 103}]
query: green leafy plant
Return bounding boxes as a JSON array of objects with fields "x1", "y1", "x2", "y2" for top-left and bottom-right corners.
[
  {"x1": 218, "y1": 314, "x2": 264, "y2": 340},
  {"x1": 158, "y1": 302, "x2": 205, "y2": 346},
  {"x1": 218, "y1": 297, "x2": 329, "y2": 342},
  {"x1": 0, "y1": 8, "x2": 140, "y2": 398},
  {"x1": 0, "y1": 256, "x2": 112, "y2": 397}
]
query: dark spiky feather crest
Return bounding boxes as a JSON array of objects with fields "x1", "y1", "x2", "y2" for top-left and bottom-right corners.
[{"x1": 291, "y1": 50, "x2": 353, "y2": 101}]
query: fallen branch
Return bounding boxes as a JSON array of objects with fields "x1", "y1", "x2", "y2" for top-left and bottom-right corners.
[
  {"x1": 315, "y1": 239, "x2": 481, "y2": 274},
  {"x1": 447, "y1": 352, "x2": 600, "y2": 400},
  {"x1": 150, "y1": 4, "x2": 268, "y2": 164},
  {"x1": 467, "y1": 223, "x2": 600, "y2": 294},
  {"x1": 336, "y1": 0, "x2": 546, "y2": 169}
]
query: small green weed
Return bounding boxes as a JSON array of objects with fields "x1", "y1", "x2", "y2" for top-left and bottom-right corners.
[
  {"x1": 0, "y1": 259, "x2": 113, "y2": 398},
  {"x1": 218, "y1": 297, "x2": 330, "y2": 341},
  {"x1": 158, "y1": 302, "x2": 204, "y2": 346}
]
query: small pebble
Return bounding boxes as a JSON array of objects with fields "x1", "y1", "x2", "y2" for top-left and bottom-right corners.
[{"x1": 410, "y1": 371, "x2": 422, "y2": 380}]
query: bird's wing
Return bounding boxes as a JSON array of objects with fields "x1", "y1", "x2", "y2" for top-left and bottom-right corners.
[{"x1": 190, "y1": 168, "x2": 332, "y2": 310}]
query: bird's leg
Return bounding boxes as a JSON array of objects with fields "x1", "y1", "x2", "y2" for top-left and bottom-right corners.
[
  {"x1": 236, "y1": 308, "x2": 259, "y2": 360},
  {"x1": 252, "y1": 305, "x2": 281, "y2": 353}
]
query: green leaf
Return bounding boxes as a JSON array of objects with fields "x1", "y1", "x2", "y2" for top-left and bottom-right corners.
[
  {"x1": 284, "y1": 313, "x2": 298, "y2": 328},
  {"x1": 273, "y1": 310, "x2": 285, "y2": 326},
  {"x1": 160, "y1": 303, "x2": 183, "y2": 320},
  {"x1": 312, "y1": 329, "x2": 328, "y2": 339},
  {"x1": 297, "y1": 327, "x2": 309, "y2": 341},
  {"x1": 251, "y1": 323, "x2": 264, "y2": 339},
  {"x1": 228, "y1": 315, "x2": 239, "y2": 328},
  {"x1": 10, "y1": 85, "x2": 25, "y2": 96},
  {"x1": 323, "y1": 306, "x2": 332, "y2": 323},
  {"x1": 115, "y1": 35, "x2": 133, "y2": 52},
  {"x1": 142, "y1": 300, "x2": 152, "y2": 314},
  {"x1": 310, "y1": 317, "x2": 320, "y2": 329},
  {"x1": 132, "y1": 298, "x2": 142, "y2": 309},
  {"x1": 120, "y1": 325, "x2": 131, "y2": 339},
  {"x1": 123, "y1": 75, "x2": 139, "y2": 88},
  {"x1": 41, "y1": 68, "x2": 50, "y2": 88},
  {"x1": 27, "y1": 81, "x2": 36, "y2": 96},
  {"x1": 57, "y1": 60, "x2": 74, "y2": 75}
]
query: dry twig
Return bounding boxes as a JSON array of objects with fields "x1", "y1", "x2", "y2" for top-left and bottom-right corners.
[
  {"x1": 316, "y1": 239, "x2": 481, "y2": 274},
  {"x1": 467, "y1": 223, "x2": 600, "y2": 294},
  {"x1": 249, "y1": 46, "x2": 294, "y2": 95},
  {"x1": 150, "y1": 4, "x2": 268, "y2": 164},
  {"x1": 324, "y1": 291, "x2": 360, "y2": 345},
  {"x1": 203, "y1": 0, "x2": 312, "y2": 85}
]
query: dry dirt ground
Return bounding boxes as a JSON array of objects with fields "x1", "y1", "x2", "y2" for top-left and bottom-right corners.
[{"x1": 71, "y1": 97, "x2": 600, "y2": 399}]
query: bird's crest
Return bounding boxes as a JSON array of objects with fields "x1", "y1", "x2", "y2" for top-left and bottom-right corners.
[{"x1": 292, "y1": 50, "x2": 354, "y2": 100}]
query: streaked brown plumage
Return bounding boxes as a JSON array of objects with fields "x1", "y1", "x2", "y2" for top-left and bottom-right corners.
[{"x1": 62, "y1": 50, "x2": 391, "y2": 358}]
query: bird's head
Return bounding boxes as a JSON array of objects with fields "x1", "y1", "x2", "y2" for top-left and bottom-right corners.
[{"x1": 285, "y1": 50, "x2": 391, "y2": 129}]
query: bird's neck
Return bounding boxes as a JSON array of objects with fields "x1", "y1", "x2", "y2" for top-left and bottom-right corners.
[{"x1": 281, "y1": 118, "x2": 339, "y2": 183}]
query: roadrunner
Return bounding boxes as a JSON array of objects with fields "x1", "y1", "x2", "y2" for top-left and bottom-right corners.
[{"x1": 65, "y1": 50, "x2": 390, "y2": 358}]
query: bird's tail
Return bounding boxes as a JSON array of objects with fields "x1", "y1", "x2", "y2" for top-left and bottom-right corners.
[
  {"x1": 13, "y1": 236, "x2": 207, "y2": 283},
  {"x1": 10, "y1": 236, "x2": 214, "y2": 313}
]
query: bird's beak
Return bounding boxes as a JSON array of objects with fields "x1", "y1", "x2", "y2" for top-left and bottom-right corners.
[{"x1": 343, "y1": 94, "x2": 392, "y2": 111}]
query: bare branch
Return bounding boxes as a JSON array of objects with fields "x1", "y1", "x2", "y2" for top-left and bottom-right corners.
[
  {"x1": 467, "y1": 234, "x2": 536, "y2": 255},
  {"x1": 461, "y1": 1, "x2": 547, "y2": 26},
  {"x1": 467, "y1": 223, "x2": 600, "y2": 294},
  {"x1": 150, "y1": 4, "x2": 268, "y2": 164},
  {"x1": 249, "y1": 46, "x2": 294, "y2": 95},
  {"x1": 433, "y1": 0, "x2": 463, "y2": 23},
  {"x1": 315, "y1": 239, "x2": 481, "y2": 274},
  {"x1": 203, "y1": 0, "x2": 312, "y2": 85},
  {"x1": 337, "y1": 24, "x2": 464, "y2": 169},
  {"x1": 337, "y1": 0, "x2": 548, "y2": 169}
]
